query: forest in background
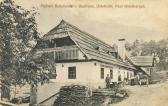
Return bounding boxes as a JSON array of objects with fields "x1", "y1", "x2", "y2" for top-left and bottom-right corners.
[{"x1": 125, "y1": 38, "x2": 168, "y2": 71}]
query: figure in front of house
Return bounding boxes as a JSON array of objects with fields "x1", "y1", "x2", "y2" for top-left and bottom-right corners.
[
  {"x1": 137, "y1": 73, "x2": 149, "y2": 87},
  {"x1": 105, "y1": 74, "x2": 111, "y2": 88}
]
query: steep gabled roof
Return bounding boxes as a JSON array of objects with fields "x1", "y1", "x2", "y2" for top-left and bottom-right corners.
[
  {"x1": 43, "y1": 20, "x2": 136, "y2": 70},
  {"x1": 44, "y1": 20, "x2": 115, "y2": 51}
]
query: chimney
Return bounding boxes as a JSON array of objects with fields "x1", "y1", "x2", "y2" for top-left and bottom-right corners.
[{"x1": 118, "y1": 38, "x2": 126, "y2": 62}]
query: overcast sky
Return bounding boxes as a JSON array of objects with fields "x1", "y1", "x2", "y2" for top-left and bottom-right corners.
[{"x1": 4, "y1": 0, "x2": 168, "y2": 45}]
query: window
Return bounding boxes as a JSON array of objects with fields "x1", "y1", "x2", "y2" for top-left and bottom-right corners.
[
  {"x1": 100, "y1": 68, "x2": 104, "y2": 79},
  {"x1": 110, "y1": 69, "x2": 113, "y2": 79},
  {"x1": 68, "y1": 67, "x2": 76, "y2": 79},
  {"x1": 130, "y1": 72, "x2": 133, "y2": 77},
  {"x1": 127, "y1": 72, "x2": 129, "y2": 79},
  {"x1": 118, "y1": 71, "x2": 121, "y2": 81}
]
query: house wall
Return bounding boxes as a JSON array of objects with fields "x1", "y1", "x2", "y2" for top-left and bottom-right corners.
[
  {"x1": 36, "y1": 61, "x2": 135, "y2": 104},
  {"x1": 51, "y1": 61, "x2": 96, "y2": 88},
  {"x1": 51, "y1": 61, "x2": 115, "y2": 89},
  {"x1": 51, "y1": 61, "x2": 134, "y2": 89},
  {"x1": 96, "y1": 64, "x2": 134, "y2": 83}
]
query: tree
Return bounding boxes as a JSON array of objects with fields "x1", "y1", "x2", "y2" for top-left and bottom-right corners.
[
  {"x1": 0, "y1": 0, "x2": 55, "y2": 101},
  {"x1": 156, "y1": 39, "x2": 168, "y2": 70},
  {"x1": 126, "y1": 38, "x2": 168, "y2": 71},
  {"x1": 125, "y1": 40, "x2": 142, "y2": 56}
]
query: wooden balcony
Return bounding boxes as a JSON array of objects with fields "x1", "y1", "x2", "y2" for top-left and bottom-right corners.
[{"x1": 36, "y1": 45, "x2": 83, "y2": 61}]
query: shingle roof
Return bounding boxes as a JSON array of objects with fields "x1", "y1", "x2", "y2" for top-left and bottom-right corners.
[
  {"x1": 129, "y1": 56, "x2": 154, "y2": 67},
  {"x1": 43, "y1": 20, "x2": 137, "y2": 70}
]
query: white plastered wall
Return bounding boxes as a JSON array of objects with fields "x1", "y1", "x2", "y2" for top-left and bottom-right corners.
[{"x1": 37, "y1": 61, "x2": 135, "y2": 103}]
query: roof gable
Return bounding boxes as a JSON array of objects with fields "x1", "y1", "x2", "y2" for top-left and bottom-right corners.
[
  {"x1": 42, "y1": 20, "x2": 136, "y2": 70},
  {"x1": 129, "y1": 56, "x2": 154, "y2": 67},
  {"x1": 44, "y1": 20, "x2": 115, "y2": 50}
]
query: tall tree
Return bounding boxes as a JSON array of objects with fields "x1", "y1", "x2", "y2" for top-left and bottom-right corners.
[
  {"x1": 141, "y1": 40, "x2": 158, "y2": 56},
  {"x1": 125, "y1": 40, "x2": 142, "y2": 56},
  {"x1": 0, "y1": 0, "x2": 55, "y2": 100}
]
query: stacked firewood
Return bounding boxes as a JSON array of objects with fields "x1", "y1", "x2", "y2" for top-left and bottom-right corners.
[
  {"x1": 90, "y1": 94, "x2": 107, "y2": 106},
  {"x1": 54, "y1": 85, "x2": 90, "y2": 106}
]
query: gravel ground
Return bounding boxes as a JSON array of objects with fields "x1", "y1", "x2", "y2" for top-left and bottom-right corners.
[
  {"x1": 111, "y1": 81, "x2": 168, "y2": 106},
  {"x1": 17, "y1": 81, "x2": 168, "y2": 106}
]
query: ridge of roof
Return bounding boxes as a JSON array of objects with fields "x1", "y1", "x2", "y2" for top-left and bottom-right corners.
[{"x1": 45, "y1": 19, "x2": 114, "y2": 49}]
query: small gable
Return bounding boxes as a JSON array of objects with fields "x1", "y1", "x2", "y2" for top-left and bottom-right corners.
[{"x1": 130, "y1": 56, "x2": 154, "y2": 67}]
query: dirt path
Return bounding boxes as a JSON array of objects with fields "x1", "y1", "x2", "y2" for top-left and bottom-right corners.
[{"x1": 112, "y1": 81, "x2": 168, "y2": 106}]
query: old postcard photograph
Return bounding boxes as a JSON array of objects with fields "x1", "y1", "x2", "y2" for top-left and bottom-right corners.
[{"x1": 0, "y1": 0, "x2": 168, "y2": 106}]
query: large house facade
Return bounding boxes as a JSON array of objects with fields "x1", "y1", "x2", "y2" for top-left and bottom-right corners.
[
  {"x1": 34, "y1": 20, "x2": 157, "y2": 104},
  {"x1": 35, "y1": 20, "x2": 138, "y2": 89}
]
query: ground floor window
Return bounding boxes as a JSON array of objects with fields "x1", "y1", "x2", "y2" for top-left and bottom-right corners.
[
  {"x1": 118, "y1": 71, "x2": 121, "y2": 81},
  {"x1": 130, "y1": 72, "x2": 133, "y2": 77},
  {"x1": 127, "y1": 72, "x2": 129, "y2": 79},
  {"x1": 68, "y1": 67, "x2": 76, "y2": 79},
  {"x1": 110, "y1": 69, "x2": 113, "y2": 79},
  {"x1": 100, "y1": 68, "x2": 104, "y2": 79}
]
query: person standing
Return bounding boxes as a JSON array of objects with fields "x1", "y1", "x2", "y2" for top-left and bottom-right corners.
[{"x1": 105, "y1": 74, "x2": 111, "y2": 88}]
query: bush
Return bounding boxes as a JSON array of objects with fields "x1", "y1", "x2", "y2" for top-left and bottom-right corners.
[{"x1": 54, "y1": 85, "x2": 90, "y2": 106}]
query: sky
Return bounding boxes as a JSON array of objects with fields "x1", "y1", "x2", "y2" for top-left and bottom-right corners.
[{"x1": 2, "y1": 0, "x2": 168, "y2": 45}]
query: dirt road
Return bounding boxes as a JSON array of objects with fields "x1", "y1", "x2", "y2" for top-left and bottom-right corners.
[{"x1": 112, "y1": 81, "x2": 168, "y2": 106}]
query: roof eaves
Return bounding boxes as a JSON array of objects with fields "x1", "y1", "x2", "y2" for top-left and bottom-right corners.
[{"x1": 68, "y1": 32, "x2": 90, "y2": 60}]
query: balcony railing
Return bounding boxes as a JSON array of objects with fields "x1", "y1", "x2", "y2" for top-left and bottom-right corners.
[{"x1": 36, "y1": 45, "x2": 80, "y2": 61}]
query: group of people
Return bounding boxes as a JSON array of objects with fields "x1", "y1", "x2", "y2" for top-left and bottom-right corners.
[
  {"x1": 105, "y1": 73, "x2": 149, "y2": 88},
  {"x1": 136, "y1": 74, "x2": 149, "y2": 86}
]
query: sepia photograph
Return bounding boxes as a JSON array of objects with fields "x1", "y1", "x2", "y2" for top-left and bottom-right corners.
[{"x1": 0, "y1": 0, "x2": 168, "y2": 106}]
